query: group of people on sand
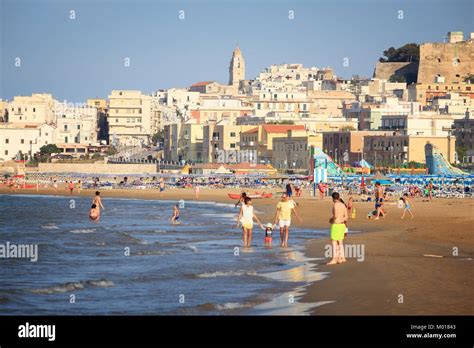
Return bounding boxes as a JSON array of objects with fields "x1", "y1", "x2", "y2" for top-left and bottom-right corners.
[
  {"x1": 236, "y1": 192, "x2": 302, "y2": 249},
  {"x1": 369, "y1": 181, "x2": 414, "y2": 220}
]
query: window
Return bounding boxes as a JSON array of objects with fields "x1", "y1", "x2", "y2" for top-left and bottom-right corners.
[
  {"x1": 116, "y1": 119, "x2": 119, "y2": 123},
  {"x1": 467, "y1": 87, "x2": 471, "y2": 91},
  {"x1": 33, "y1": 108, "x2": 36, "y2": 112},
  {"x1": 64, "y1": 125, "x2": 68, "y2": 131},
  {"x1": 230, "y1": 132, "x2": 236, "y2": 137},
  {"x1": 4, "y1": 150, "x2": 8, "y2": 155},
  {"x1": 5, "y1": 139, "x2": 9, "y2": 144},
  {"x1": 77, "y1": 125, "x2": 80, "y2": 130},
  {"x1": 21, "y1": 139, "x2": 24, "y2": 144},
  {"x1": 230, "y1": 143, "x2": 236, "y2": 148}
]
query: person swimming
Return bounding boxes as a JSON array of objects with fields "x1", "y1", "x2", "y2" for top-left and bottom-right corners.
[{"x1": 89, "y1": 204, "x2": 100, "y2": 222}]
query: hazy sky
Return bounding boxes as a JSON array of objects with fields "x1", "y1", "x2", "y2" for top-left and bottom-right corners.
[{"x1": 1, "y1": 0, "x2": 472, "y2": 102}]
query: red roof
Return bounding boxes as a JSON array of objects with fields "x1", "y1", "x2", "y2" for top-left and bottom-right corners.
[
  {"x1": 262, "y1": 124, "x2": 305, "y2": 133},
  {"x1": 190, "y1": 81, "x2": 215, "y2": 87},
  {"x1": 242, "y1": 127, "x2": 259, "y2": 134}
]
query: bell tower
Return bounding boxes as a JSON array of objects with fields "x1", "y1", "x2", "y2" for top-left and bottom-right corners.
[{"x1": 229, "y1": 47, "x2": 245, "y2": 87}]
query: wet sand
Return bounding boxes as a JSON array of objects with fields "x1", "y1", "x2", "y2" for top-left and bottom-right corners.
[{"x1": 1, "y1": 186, "x2": 473, "y2": 315}]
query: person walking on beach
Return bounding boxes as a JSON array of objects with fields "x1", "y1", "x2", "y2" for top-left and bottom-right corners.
[
  {"x1": 318, "y1": 181, "x2": 325, "y2": 200},
  {"x1": 237, "y1": 197, "x2": 263, "y2": 248},
  {"x1": 274, "y1": 193, "x2": 302, "y2": 247},
  {"x1": 68, "y1": 181, "x2": 74, "y2": 194},
  {"x1": 159, "y1": 177, "x2": 165, "y2": 197},
  {"x1": 76, "y1": 180, "x2": 82, "y2": 195},
  {"x1": 171, "y1": 205, "x2": 180, "y2": 224},
  {"x1": 428, "y1": 180, "x2": 434, "y2": 201},
  {"x1": 195, "y1": 185, "x2": 200, "y2": 200},
  {"x1": 235, "y1": 192, "x2": 247, "y2": 208},
  {"x1": 92, "y1": 191, "x2": 105, "y2": 213},
  {"x1": 400, "y1": 193, "x2": 414, "y2": 219},
  {"x1": 286, "y1": 181, "x2": 293, "y2": 198},
  {"x1": 327, "y1": 192, "x2": 348, "y2": 265},
  {"x1": 347, "y1": 197, "x2": 354, "y2": 219},
  {"x1": 374, "y1": 182, "x2": 385, "y2": 220}
]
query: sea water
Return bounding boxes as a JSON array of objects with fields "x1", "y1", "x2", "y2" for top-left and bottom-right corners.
[{"x1": 0, "y1": 194, "x2": 329, "y2": 315}]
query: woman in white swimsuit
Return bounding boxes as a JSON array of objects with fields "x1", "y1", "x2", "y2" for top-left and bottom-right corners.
[{"x1": 236, "y1": 197, "x2": 263, "y2": 248}]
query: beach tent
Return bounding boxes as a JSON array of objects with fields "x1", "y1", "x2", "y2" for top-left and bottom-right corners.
[
  {"x1": 369, "y1": 172, "x2": 393, "y2": 185},
  {"x1": 358, "y1": 159, "x2": 373, "y2": 168},
  {"x1": 214, "y1": 165, "x2": 232, "y2": 174}
]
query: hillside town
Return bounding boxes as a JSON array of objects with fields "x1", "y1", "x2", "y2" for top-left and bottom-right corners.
[{"x1": 1, "y1": 31, "x2": 473, "y2": 176}]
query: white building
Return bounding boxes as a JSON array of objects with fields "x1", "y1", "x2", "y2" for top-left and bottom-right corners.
[
  {"x1": 108, "y1": 90, "x2": 154, "y2": 146},
  {"x1": 0, "y1": 123, "x2": 56, "y2": 160},
  {"x1": 53, "y1": 102, "x2": 99, "y2": 145},
  {"x1": 6, "y1": 94, "x2": 56, "y2": 124}
]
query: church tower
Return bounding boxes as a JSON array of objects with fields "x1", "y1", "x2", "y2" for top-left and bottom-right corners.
[{"x1": 229, "y1": 47, "x2": 245, "y2": 87}]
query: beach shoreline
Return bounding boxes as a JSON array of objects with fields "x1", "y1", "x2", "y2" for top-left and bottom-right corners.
[{"x1": 1, "y1": 186, "x2": 473, "y2": 315}]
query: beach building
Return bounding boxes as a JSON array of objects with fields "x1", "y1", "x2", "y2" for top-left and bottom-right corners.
[
  {"x1": 362, "y1": 134, "x2": 456, "y2": 165},
  {"x1": 6, "y1": 94, "x2": 56, "y2": 124},
  {"x1": 108, "y1": 90, "x2": 155, "y2": 147},
  {"x1": 202, "y1": 122, "x2": 255, "y2": 163},
  {"x1": 379, "y1": 112, "x2": 457, "y2": 137},
  {"x1": 307, "y1": 90, "x2": 356, "y2": 118},
  {"x1": 322, "y1": 130, "x2": 389, "y2": 165},
  {"x1": 0, "y1": 123, "x2": 56, "y2": 160},
  {"x1": 431, "y1": 92, "x2": 474, "y2": 117},
  {"x1": 54, "y1": 102, "x2": 99, "y2": 146},
  {"x1": 240, "y1": 124, "x2": 307, "y2": 164},
  {"x1": 272, "y1": 130, "x2": 322, "y2": 172},
  {"x1": 189, "y1": 97, "x2": 253, "y2": 124},
  {"x1": 164, "y1": 123, "x2": 204, "y2": 162},
  {"x1": 87, "y1": 99, "x2": 109, "y2": 143},
  {"x1": 452, "y1": 110, "x2": 474, "y2": 161}
]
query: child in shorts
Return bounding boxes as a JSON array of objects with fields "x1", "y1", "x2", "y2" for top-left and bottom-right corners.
[{"x1": 263, "y1": 223, "x2": 274, "y2": 247}]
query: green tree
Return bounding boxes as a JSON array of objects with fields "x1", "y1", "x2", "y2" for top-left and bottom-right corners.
[
  {"x1": 39, "y1": 144, "x2": 61, "y2": 156},
  {"x1": 106, "y1": 147, "x2": 118, "y2": 156},
  {"x1": 389, "y1": 74, "x2": 407, "y2": 83},
  {"x1": 152, "y1": 130, "x2": 165, "y2": 146},
  {"x1": 456, "y1": 147, "x2": 467, "y2": 162},
  {"x1": 379, "y1": 43, "x2": 420, "y2": 63}
]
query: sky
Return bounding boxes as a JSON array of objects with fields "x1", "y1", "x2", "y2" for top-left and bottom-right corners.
[{"x1": 0, "y1": 0, "x2": 473, "y2": 102}]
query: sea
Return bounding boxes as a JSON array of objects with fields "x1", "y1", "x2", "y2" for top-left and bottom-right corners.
[{"x1": 0, "y1": 194, "x2": 332, "y2": 315}]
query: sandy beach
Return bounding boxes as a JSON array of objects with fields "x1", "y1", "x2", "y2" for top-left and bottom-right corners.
[{"x1": 1, "y1": 186, "x2": 473, "y2": 315}]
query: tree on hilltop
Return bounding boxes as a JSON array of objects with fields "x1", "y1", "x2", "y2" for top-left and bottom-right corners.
[{"x1": 379, "y1": 43, "x2": 420, "y2": 63}]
